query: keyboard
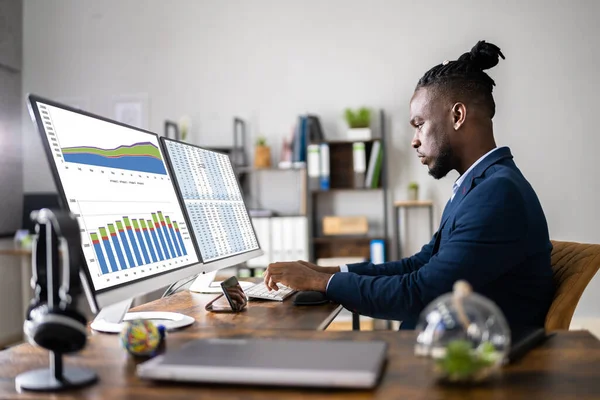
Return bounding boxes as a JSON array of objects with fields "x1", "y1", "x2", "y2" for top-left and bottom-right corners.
[{"x1": 245, "y1": 282, "x2": 296, "y2": 301}]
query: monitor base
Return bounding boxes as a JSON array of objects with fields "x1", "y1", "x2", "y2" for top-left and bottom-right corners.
[
  {"x1": 189, "y1": 270, "x2": 255, "y2": 293},
  {"x1": 91, "y1": 299, "x2": 195, "y2": 334}
]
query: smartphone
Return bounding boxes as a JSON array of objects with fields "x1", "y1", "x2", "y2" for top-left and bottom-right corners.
[{"x1": 220, "y1": 276, "x2": 248, "y2": 312}]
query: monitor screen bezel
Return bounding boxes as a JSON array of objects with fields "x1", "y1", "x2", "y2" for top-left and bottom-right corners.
[
  {"x1": 159, "y1": 137, "x2": 263, "y2": 269},
  {"x1": 27, "y1": 94, "x2": 206, "y2": 312}
]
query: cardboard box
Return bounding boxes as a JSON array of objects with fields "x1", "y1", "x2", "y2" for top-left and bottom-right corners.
[{"x1": 322, "y1": 216, "x2": 368, "y2": 236}]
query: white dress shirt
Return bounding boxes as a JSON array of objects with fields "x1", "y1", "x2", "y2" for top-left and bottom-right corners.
[{"x1": 451, "y1": 147, "x2": 502, "y2": 202}]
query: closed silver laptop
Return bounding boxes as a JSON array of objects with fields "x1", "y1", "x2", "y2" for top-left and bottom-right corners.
[{"x1": 137, "y1": 337, "x2": 387, "y2": 388}]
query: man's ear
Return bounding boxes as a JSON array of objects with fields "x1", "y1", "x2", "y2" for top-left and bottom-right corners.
[{"x1": 451, "y1": 102, "x2": 467, "y2": 130}]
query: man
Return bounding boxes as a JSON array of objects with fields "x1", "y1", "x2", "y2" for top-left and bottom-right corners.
[{"x1": 264, "y1": 40, "x2": 555, "y2": 336}]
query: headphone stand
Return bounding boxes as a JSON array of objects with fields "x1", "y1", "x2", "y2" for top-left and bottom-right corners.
[
  {"x1": 17, "y1": 209, "x2": 99, "y2": 392},
  {"x1": 15, "y1": 350, "x2": 97, "y2": 392}
]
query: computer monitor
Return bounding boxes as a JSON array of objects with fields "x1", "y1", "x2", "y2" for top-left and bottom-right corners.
[
  {"x1": 28, "y1": 95, "x2": 206, "y2": 333},
  {"x1": 160, "y1": 138, "x2": 263, "y2": 292}
]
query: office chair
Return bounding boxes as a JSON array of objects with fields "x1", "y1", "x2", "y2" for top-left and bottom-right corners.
[{"x1": 545, "y1": 240, "x2": 600, "y2": 331}]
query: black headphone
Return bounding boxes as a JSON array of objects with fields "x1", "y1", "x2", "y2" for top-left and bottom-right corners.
[{"x1": 23, "y1": 209, "x2": 88, "y2": 354}]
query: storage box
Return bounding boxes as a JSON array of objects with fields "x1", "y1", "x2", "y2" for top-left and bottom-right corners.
[{"x1": 322, "y1": 216, "x2": 368, "y2": 236}]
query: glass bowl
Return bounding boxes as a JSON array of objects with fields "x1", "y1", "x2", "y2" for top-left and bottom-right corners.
[{"x1": 414, "y1": 281, "x2": 510, "y2": 383}]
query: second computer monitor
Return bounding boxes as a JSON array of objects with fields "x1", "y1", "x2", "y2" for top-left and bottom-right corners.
[{"x1": 161, "y1": 138, "x2": 262, "y2": 272}]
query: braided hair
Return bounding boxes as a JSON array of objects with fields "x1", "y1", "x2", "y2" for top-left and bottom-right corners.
[{"x1": 416, "y1": 41, "x2": 505, "y2": 118}]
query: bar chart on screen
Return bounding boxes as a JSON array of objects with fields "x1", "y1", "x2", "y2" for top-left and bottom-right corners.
[
  {"x1": 87, "y1": 211, "x2": 189, "y2": 276},
  {"x1": 75, "y1": 199, "x2": 195, "y2": 288}
]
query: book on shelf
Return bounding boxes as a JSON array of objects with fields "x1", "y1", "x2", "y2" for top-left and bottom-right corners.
[
  {"x1": 365, "y1": 140, "x2": 383, "y2": 188},
  {"x1": 319, "y1": 143, "x2": 330, "y2": 190},
  {"x1": 291, "y1": 114, "x2": 325, "y2": 164},
  {"x1": 306, "y1": 115, "x2": 325, "y2": 142},
  {"x1": 291, "y1": 116, "x2": 303, "y2": 163},
  {"x1": 352, "y1": 142, "x2": 366, "y2": 189},
  {"x1": 307, "y1": 144, "x2": 320, "y2": 191}
]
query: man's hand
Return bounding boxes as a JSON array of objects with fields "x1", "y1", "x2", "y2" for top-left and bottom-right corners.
[
  {"x1": 264, "y1": 261, "x2": 333, "y2": 292},
  {"x1": 295, "y1": 260, "x2": 341, "y2": 275}
]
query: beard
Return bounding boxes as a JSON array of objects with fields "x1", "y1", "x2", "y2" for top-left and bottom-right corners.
[{"x1": 427, "y1": 142, "x2": 454, "y2": 180}]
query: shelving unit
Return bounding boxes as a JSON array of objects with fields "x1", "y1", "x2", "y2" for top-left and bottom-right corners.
[
  {"x1": 236, "y1": 164, "x2": 308, "y2": 277},
  {"x1": 242, "y1": 165, "x2": 307, "y2": 216},
  {"x1": 393, "y1": 200, "x2": 434, "y2": 260},
  {"x1": 306, "y1": 109, "x2": 389, "y2": 264}
]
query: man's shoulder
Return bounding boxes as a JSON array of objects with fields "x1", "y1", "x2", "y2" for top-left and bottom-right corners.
[
  {"x1": 456, "y1": 165, "x2": 533, "y2": 225},
  {"x1": 470, "y1": 167, "x2": 528, "y2": 204},
  {"x1": 458, "y1": 160, "x2": 545, "y2": 225}
]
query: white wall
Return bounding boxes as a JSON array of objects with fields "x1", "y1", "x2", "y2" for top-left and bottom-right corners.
[{"x1": 22, "y1": 0, "x2": 600, "y2": 317}]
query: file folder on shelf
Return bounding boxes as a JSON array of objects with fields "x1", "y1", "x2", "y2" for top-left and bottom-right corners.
[
  {"x1": 282, "y1": 217, "x2": 295, "y2": 261},
  {"x1": 293, "y1": 217, "x2": 308, "y2": 261},
  {"x1": 270, "y1": 217, "x2": 284, "y2": 263},
  {"x1": 247, "y1": 216, "x2": 308, "y2": 267}
]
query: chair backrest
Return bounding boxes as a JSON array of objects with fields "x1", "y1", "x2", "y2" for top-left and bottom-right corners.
[{"x1": 545, "y1": 240, "x2": 600, "y2": 331}]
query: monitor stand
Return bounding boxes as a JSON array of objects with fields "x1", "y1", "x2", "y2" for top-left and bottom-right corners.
[
  {"x1": 189, "y1": 270, "x2": 255, "y2": 293},
  {"x1": 90, "y1": 298, "x2": 195, "y2": 334}
]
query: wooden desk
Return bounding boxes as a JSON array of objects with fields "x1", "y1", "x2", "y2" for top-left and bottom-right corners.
[
  {"x1": 132, "y1": 290, "x2": 342, "y2": 331},
  {"x1": 0, "y1": 330, "x2": 599, "y2": 399},
  {"x1": 0, "y1": 248, "x2": 341, "y2": 331}
]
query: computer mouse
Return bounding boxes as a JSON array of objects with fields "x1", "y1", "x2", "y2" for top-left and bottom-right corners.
[{"x1": 293, "y1": 291, "x2": 329, "y2": 306}]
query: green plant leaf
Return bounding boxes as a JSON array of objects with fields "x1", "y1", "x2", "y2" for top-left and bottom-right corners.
[
  {"x1": 437, "y1": 340, "x2": 500, "y2": 380},
  {"x1": 344, "y1": 107, "x2": 371, "y2": 128}
]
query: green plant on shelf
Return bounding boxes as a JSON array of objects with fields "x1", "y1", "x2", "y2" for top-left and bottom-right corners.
[
  {"x1": 256, "y1": 136, "x2": 268, "y2": 146},
  {"x1": 408, "y1": 181, "x2": 419, "y2": 201},
  {"x1": 344, "y1": 107, "x2": 372, "y2": 129}
]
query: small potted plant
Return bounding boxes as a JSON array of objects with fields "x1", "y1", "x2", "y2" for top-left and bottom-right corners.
[
  {"x1": 408, "y1": 181, "x2": 419, "y2": 201},
  {"x1": 254, "y1": 136, "x2": 271, "y2": 168},
  {"x1": 344, "y1": 107, "x2": 372, "y2": 140}
]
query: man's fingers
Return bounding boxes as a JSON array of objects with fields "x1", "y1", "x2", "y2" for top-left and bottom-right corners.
[
  {"x1": 268, "y1": 275, "x2": 280, "y2": 291},
  {"x1": 264, "y1": 263, "x2": 291, "y2": 291},
  {"x1": 264, "y1": 270, "x2": 280, "y2": 291},
  {"x1": 264, "y1": 267, "x2": 279, "y2": 291},
  {"x1": 263, "y1": 269, "x2": 272, "y2": 291}
]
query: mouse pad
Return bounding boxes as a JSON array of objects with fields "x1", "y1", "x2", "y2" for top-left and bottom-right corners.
[{"x1": 293, "y1": 291, "x2": 329, "y2": 306}]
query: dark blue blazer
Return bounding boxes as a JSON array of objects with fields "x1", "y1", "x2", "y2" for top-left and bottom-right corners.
[{"x1": 326, "y1": 147, "x2": 555, "y2": 335}]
